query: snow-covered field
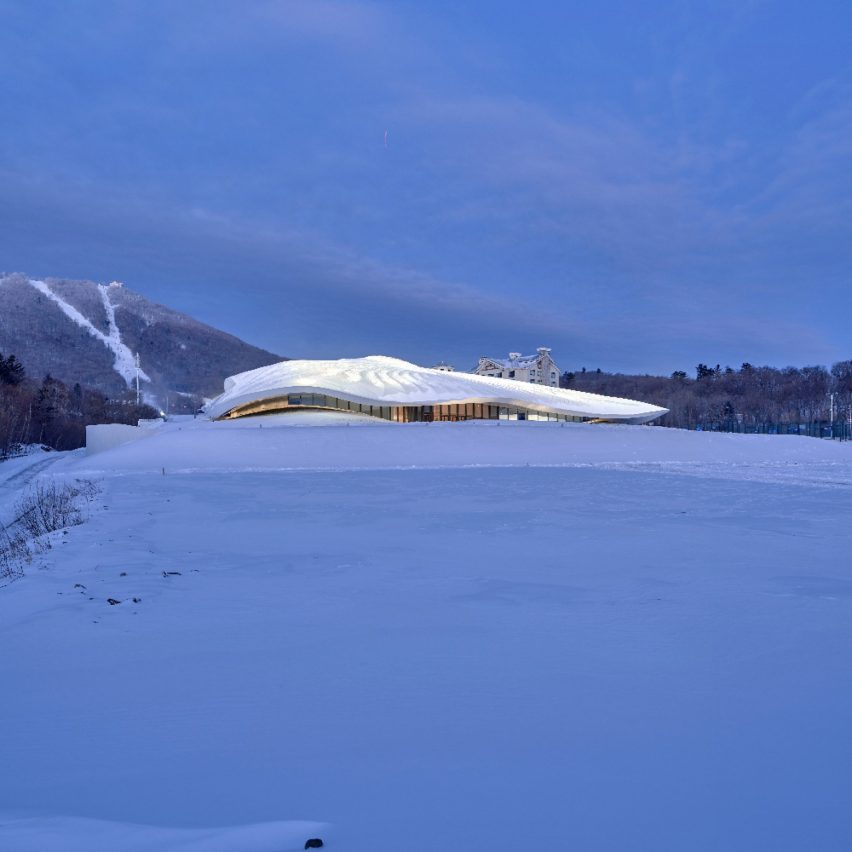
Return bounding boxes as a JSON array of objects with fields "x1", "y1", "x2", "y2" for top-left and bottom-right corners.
[{"x1": 2, "y1": 420, "x2": 851, "y2": 851}]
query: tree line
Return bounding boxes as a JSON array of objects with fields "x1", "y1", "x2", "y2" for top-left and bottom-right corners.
[
  {"x1": 561, "y1": 361, "x2": 852, "y2": 429},
  {"x1": 0, "y1": 352, "x2": 158, "y2": 458}
]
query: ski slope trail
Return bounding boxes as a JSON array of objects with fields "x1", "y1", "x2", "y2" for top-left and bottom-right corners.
[{"x1": 27, "y1": 279, "x2": 150, "y2": 387}]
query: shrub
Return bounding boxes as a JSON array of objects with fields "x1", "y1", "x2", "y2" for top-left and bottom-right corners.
[{"x1": 1, "y1": 478, "x2": 99, "y2": 583}]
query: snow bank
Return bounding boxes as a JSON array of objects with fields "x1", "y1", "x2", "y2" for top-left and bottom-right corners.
[
  {"x1": 0, "y1": 816, "x2": 328, "y2": 852},
  {"x1": 85, "y1": 422, "x2": 162, "y2": 456},
  {"x1": 69, "y1": 417, "x2": 852, "y2": 482}
]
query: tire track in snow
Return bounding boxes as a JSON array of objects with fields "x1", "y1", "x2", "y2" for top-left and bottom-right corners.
[
  {"x1": 0, "y1": 454, "x2": 62, "y2": 519},
  {"x1": 0, "y1": 455, "x2": 58, "y2": 488},
  {"x1": 27, "y1": 279, "x2": 150, "y2": 388}
]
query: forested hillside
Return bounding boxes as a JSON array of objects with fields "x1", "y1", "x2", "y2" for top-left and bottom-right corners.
[
  {"x1": 0, "y1": 353, "x2": 157, "y2": 456},
  {"x1": 563, "y1": 361, "x2": 852, "y2": 429},
  {"x1": 0, "y1": 274, "x2": 282, "y2": 402}
]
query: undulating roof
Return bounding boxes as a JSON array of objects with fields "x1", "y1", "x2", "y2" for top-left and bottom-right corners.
[{"x1": 205, "y1": 356, "x2": 668, "y2": 423}]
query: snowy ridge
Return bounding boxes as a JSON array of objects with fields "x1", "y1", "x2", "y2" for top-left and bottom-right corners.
[
  {"x1": 71, "y1": 417, "x2": 852, "y2": 488},
  {"x1": 0, "y1": 815, "x2": 329, "y2": 852},
  {"x1": 27, "y1": 279, "x2": 151, "y2": 388}
]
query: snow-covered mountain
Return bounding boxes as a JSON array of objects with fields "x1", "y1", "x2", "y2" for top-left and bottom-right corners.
[{"x1": 0, "y1": 273, "x2": 282, "y2": 405}]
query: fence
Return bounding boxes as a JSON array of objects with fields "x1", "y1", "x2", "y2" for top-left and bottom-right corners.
[{"x1": 689, "y1": 421, "x2": 852, "y2": 441}]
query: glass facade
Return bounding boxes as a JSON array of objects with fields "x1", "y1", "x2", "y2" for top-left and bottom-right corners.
[{"x1": 223, "y1": 393, "x2": 586, "y2": 423}]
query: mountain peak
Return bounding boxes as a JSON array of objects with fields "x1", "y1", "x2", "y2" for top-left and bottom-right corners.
[{"x1": 0, "y1": 273, "x2": 283, "y2": 407}]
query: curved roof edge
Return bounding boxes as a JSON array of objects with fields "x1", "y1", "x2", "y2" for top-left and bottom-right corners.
[{"x1": 206, "y1": 356, "x2": 669, "y2": 424}]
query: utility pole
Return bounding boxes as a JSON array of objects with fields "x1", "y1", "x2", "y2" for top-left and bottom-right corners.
[{"x1": 828, "y1": 391, "x2": 836, "y2": 439}]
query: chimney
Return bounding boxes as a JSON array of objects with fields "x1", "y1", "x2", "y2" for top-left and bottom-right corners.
[{"x1": 508, "y1": 352, "x2": 521, "y2": 361}]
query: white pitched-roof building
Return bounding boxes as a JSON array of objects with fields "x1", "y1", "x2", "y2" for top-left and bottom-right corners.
[
  {"x1": 474, "y1": 347, "x2": 560, "y2": 387},
  {"x1": 205, "y1": 355, "x2": 667, "y2": 424}
]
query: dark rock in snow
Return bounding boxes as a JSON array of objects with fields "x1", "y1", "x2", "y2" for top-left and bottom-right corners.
[
  {"x1": 304, "y1": 840, "x2": 324, "y2": 850},
  {"x1": 106, "y1": 598, "x2": 121, "y2": 605}
]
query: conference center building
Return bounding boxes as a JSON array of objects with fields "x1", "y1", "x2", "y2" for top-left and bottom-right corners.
[{"x1": 205, "y1": 356, "x2": 668, "y2": 425}]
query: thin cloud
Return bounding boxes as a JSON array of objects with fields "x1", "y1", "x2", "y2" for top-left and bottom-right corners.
[{"x1": 0, "y1": 171, "x2": 579, "y2": 340}]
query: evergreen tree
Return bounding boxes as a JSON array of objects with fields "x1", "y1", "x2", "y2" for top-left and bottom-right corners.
[{"x1": 0, "y1": 353, "x2": 25, "y2": 386}]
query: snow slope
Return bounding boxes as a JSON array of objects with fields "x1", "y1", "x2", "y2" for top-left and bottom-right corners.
[
  {"x1": 1, "y1": 423, "x2": 851, "y2": 851},
  {"x1": 0, "y1": 816, "x2": 328, "y2": 852},
  {"x1": 77, "y1": 416, "x2": 852, "y2": 488},
  {"x1": 27, "y1": 278, "x2": 151, "y2": 387}
]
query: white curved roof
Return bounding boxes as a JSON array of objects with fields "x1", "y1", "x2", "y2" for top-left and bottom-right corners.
[{"x1": 206, "y1": 356, "x2": 668, "y2": 423}]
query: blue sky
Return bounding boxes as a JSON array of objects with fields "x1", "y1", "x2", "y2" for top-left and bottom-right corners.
[{"x1": 1, "y1": 0, "x2": 851, "y2": 373}]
